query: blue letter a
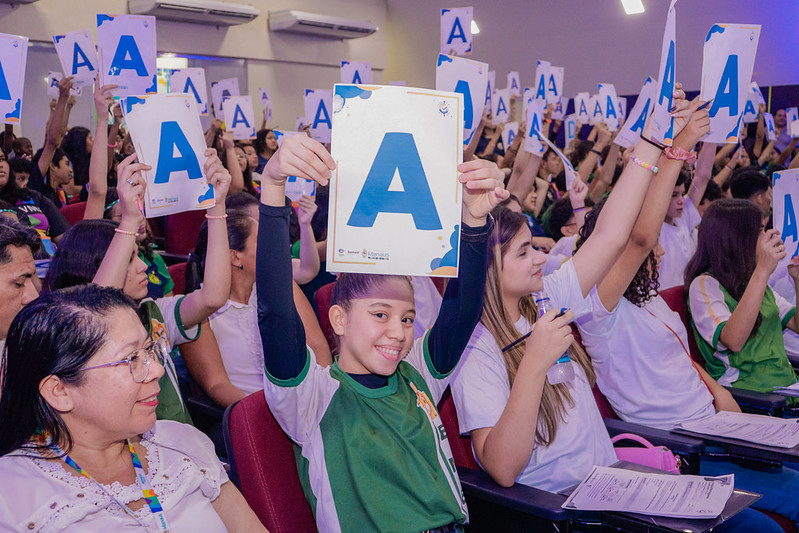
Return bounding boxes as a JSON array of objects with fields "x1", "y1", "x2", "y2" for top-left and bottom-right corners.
[
  {"x1": 630, "y1": 98, "x2": 651, "y2": 134},
  {"x1": 783, "y1": 194, "x2": 798, "y2": 245},
  {"x1": 108, "y1": 35, "x2": 148, "y2": 76},
  {"x1": 454, "y1": 79, "x2": 473, "y2": 129},
  {"x1": 658, "y1": 40, "x2": 675, "y2": 109},
  {"x1": 447, "y1": 17, "x2": 467, "y2": 44},
  {"x1": 709, "y1": 54, "x2": 739, "y2": 117},
  {"x1": 313, "y1": 99, "x2": 331, "y2": 129},
  {"x1": 352, "y1": 70, "x2": 362, "y2": 84},
  {"x1": 347, "y1": 132, "x2": 441, "y2": 230},
  {"x1": 743, "y1": 98, "x2": 756, "y2": 118},
  {"x1": 183, "y1": 76, "x2": 201, "y2": 104},
  {"x1": 72, "y1": 43, "x2": 94, "y2": 74},
  {"x1": 230, "y1": 104, "x2": 251, "y2": 129},
  {"x1": 496, "y1": 95, "x2": 507, "y2": 117},
  {"x1": 154, "y1": 121, "x2": 203, "y2": 184},
  {"x1": 0, "y1": 59, "x2": 11, "y2": 100},
  {"x1": 535, "y1": 75, "x2": 546, "y2": 100}
]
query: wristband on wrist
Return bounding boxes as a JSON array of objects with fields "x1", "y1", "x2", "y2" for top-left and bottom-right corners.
[
  {"x1": 631, "y1": 156, "x2": 659, "y2": 174},
  {"x1": 572, "y1": 206, "x2": 586, "y2": 212},
  {"x1": 205, "y1": 213, "x2": 228, "y2": 220},
  {"x1": 663, "y1": 146, "x2": 697, "y2": 164},
  {"x1": 108, "y1": 142, "x2": 119, "y2": 149},
  {"x1": 640, "y1": 135, "x2": 666, "y2": 150},
  {"x1": 114, "y1": 228, "x2": 138, "y2": 237},
  {"x1": 591, "y1": 148, "x2": 602, "y2": 156}
]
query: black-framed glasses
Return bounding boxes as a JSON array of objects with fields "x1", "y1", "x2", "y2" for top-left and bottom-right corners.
[{"x1": 78, "y1": 337, "x2": 168, "y2": 383}]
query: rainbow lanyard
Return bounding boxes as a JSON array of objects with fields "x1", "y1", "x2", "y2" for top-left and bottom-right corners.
[{"x1": 50, "y1": 440, "x2": 170, "y2": 532}]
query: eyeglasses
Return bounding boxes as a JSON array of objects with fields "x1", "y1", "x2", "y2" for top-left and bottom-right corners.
[{"x1": 78, "y1": 337, "x2": 168, "y2": 383}]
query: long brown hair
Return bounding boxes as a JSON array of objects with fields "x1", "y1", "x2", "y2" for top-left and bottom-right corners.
[{"x1": 482, "y1": 207, "x2": 595, "y2": 446}]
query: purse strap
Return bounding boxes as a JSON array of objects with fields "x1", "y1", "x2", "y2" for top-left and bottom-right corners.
[{"x1": 610, "y1": 432, "x2": 656, "y2": 449}]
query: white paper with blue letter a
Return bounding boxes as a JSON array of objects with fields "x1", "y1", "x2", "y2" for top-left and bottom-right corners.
[
  {"x1": 0, "y1": 32, "x2": 28, "y2": 126},
  {"x1": 699, "y1": 23, "x2": 760, "y2": 143},
  {"x1": 122, "y1": 93, "x2": 212, "y2": 217},
  {"x1": 96, "y1": 14, "x2": 157, "y2": 97},
  {"x1": 440, "y1": 7, "x2": 472, "y2": 56},
  {"x1": 436, "y1": 54, "x2": 487, "y2": 147},
  {"x1": 773, "y1": 169, "x2": 799, "y2": 272},
  {"x1": 52, "y1": 29, "x2": 97, "y2": 88},
  {"x1": 328, "y1": 84, "x2": 464, "y2": 277}
]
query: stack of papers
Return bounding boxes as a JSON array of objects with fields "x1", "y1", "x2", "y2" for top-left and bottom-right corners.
[
  {"x1": 562, "y1": 466, "x2": 733, "y2": 518},
  {"x1": 677, "y1": 411, "x2": 799, "y2": 448}
]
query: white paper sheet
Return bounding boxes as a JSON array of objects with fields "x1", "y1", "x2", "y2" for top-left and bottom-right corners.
[
  {"x1": 440, "y1": 7, "x2": 473, "y2": 56},
  {"x1": 52, "y1": 29, "x2": 98, "y2": 88},
  {"x1": 96, "y1": 14, "x2": 156, "y2": 97},
  {"x1": 677, "y1": 410, "x2": 799, "y2": 448},
  {"x1": 563, "y1": 466, "x2": 733, "y2": 519},
  {"x1": 0, "y1": 32, "x2": 28, "y2": 126},
  {"x1": 169, "y1": 68, "x2": 208, "y2": 116}
]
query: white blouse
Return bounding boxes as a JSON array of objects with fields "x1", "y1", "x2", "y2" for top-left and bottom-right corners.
[
  {"x1": 0, "y1": 421, "x2": 229, "y2": 532},
  {"x1": 208, "y1": 286, "x2": 265, "y2": 395}
]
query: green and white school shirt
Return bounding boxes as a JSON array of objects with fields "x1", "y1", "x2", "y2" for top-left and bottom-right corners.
[
  {"x1": 688, "y1": 273, "x2": 798, "y2": 393},
  {"x1": 263, "y1": 331, "x2": 468, "y2": 533},
  {"x1": 141, "y1": 296, "x2": 201, "y2": 425}
]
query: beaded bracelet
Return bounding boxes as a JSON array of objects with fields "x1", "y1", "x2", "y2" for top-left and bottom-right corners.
[
  {"x1": 114, "y1": 228, "x2": 138, "y2": 237},
  {"x1": 640, "y1": 135, "x2": 665, "y2": 151},
  {"x1": 631, "y1": 156, "x2": 659, "y2": 174},
  {"x1": 205, "y1": 213, "x2": 228, "y2": 220}
]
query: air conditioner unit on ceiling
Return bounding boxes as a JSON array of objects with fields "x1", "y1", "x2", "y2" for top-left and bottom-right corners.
[
  {"x1": 128, "y1": 0, "x2": 259, "y2": 26},
  {"x1": 269, "y1": 10, "x2": 377, "y2": 39}
]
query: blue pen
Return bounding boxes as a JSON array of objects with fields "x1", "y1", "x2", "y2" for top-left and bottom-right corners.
[{"x1": 697, "y1": 99, "x2": 714, "y2": 111}]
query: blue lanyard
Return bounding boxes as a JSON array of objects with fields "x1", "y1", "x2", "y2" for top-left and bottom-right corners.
[{"x1": 49, "y1": 440, "x2": 170, "y2": 532}]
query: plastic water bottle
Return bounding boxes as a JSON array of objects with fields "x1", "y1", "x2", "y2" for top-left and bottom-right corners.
[{"x1": 533, "y1": 290, "x2": 575, "y2": 384}]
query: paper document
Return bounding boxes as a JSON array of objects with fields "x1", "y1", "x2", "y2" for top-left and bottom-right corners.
[
  {"x1": 563, "y1": 466, "x2": 733, "y2": 518},
  {"x1": 677, "y1": 411, "x2": 799, "y2": 448}
]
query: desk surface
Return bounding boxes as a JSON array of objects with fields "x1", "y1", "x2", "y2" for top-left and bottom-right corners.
[{"x1": 671, "y1": 427, "x2": 799, "y2": 463}]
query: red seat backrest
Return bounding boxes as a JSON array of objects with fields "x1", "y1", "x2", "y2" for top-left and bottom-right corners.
[
  {"x1": 430, "y1": 277, "x2": 447, "y2": 296},
  {"x1": 659, "y1": 286, "x2": 705, "y2": 367},
  {"x1": 59, "y1": 201, "x2": 87, "y2": 226},
  {"x1": 314, "y1": 281, "x2": 338, "y2": 355},
  {"x1": 165, "y1": 210, "x2": 206, "y2": 255},
  {"x1": 224, "y1": 392, "x2": 317, "y2": 533},
  {"x1": 167, "y1": 262, "x2": 187, "y2": 295},
  {"x1": 437, "y1": 388, "x2": 480, "y2": 470}
]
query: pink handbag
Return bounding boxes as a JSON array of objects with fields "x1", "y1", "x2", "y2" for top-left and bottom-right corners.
[{"x1": 611, "y1": 433, "x2": 681, "y2": 474}]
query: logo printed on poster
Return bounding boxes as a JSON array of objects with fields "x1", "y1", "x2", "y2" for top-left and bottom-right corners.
[
  {"x1": 154, "y1": 121, "x2": 203, "y2": 184},
  {"x1": 347, "y1": 132, "x2": 442, "y2": 231}
]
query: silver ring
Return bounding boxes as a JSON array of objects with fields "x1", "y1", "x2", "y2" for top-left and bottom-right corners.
[{"x1": 127, "y1": 178, "x2": 134, "y2": 186}]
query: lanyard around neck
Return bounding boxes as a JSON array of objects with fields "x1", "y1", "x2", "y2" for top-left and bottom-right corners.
[{"x1": 49, "y1": 440, "x2": 170, "y2": 532}]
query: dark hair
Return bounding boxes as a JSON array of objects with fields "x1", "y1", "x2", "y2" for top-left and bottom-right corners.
[
  {"x1": 0, "y1": 215, "x2": 41, "y2": 262},
  {"x1": 185, "y1": 211, "x2": 255, "y2": 292},
  {"x1": 232, "y1": 144, "x2": 258, "y2": 198},
  {"x1": 497, "y1": 193, "x2": 521, "y2": 210},
  {"x1": 11, "y1": 137, "x2": 31, "y2": 155},
  {"x1": 31, "y1": 147, "x2": 69, "y2": 177},
  {"x1": 577, "y1": 198, "x2": 659, "y2": 306},
  {"x1": 675, "y1": 168, "x2": 690, "y2": 188},
  {"x1": 0, "y1": 161, "x2": 32, "y2": 205},
  {"x1": 254, "y1": 128, "x2": 274, "y2": 155},
  {"x1": 0, "y1": 285, "x2": 138, "y2": 456},
  {"x1": 226, "y1": 191, "x2": 259, "y2": 212},
  {"x1": 546, "y1": 198, "x2": 577, "y2": 241},
  {"x1": 684, "y1": 199, "x2": 763, "y2": 332},
  {"x1": 44, "y1": 219, "x2": 117, "y2": 291},
  {"x1": 570, "y1": 140, "x2": 595, "y2": 169},
  {"x1": 729, "y1": 166, "x2": 770, "y2": 200},
  {"x1": 60, "y1": 127, "x2": 91, "y2": 186},
  {"x1": 8, "y1": 157, "x2": 31, "y2": 175},
  {"x1": 701, "y1": 180, "x2": 722, "y2": 204},
  {"x1": 330, "y1": 274, "x2": 413, "y2": 310}
]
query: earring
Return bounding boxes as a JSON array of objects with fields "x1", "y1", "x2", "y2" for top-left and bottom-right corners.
[{"x1": 238, "y1": 264, "x2": 244, "y2": 270}]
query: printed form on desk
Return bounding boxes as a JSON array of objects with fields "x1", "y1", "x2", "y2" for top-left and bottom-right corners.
[
  {"x1": 677, "y1": 411, "x2": 799, "y2": 448},
  {"x1": 563, "y1": 466, "x2": 733, "y2": 518}
]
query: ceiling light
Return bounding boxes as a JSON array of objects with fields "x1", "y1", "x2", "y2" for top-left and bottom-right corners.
[
  {"x1": 470, "y1": 20, "x2": 479, "y2": 34},
  {"x1": 621, "y1": 0, "x2": 645, "y2": 15}
]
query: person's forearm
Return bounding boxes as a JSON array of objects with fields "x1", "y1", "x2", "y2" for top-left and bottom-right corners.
[
  {"x1": 57, "y1": 100, "x2": 74, "y2": 145},
  {"x1": 225, "y1": 147, "x2": 245, "y2": 194},
  {"x1": 205, "y1": 126, "x2": 218, "y2": 148},
  {"x1": 720, "y1": 268, "x2": 770, "y2": 352},
  {"x1": 507, "y1": 152, "x2": 540, "y2": 200},
  {"x1": 533, "y1": 178, "x2": 548, "y2": 216},
  {"x1": 294, "y1": 280, "x2": 332, "y2": 367},
  {"x1": 181, "y1": 206, "x2": 231, "y2": 327},
  {"x1": 589, "y1": 144, "x2": 619, "y2": 202},
  {"x1": 426, "y1": 219, "x2": 491, "y2": 375},
  {"x1": 713, "y1": 143, "x2": 735, "y2": 170},
  {"x1": 85, "y1": 110, "x2": 110, "y2": 220},
  {"x1": 759, "y1": 141, "x2": 775, "y2": 166},
  {"x1": 92, "y1": 217, "x2": 140, "y2": 288},
  {"x1": 687, "y1": 142, "x2": 715, "y2": 207},
  {"x1": 292, "y1": 224, "x2": 320, "y2": 284},
  {"x1": 478, "y1": 356, "x2": 549, "y2": 487},
  {"x1": 258, "y1": 203, "x2": 307, "y2": 381},
  {"x1": 776, "y1": 138, "x2": 798, "y2": 166}
]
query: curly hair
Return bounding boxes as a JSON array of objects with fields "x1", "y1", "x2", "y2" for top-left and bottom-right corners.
[{"x1": 576, "y1": 197, "x2": 659, "y2": 307}]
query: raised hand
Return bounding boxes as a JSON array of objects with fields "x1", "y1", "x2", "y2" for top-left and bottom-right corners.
[
  {"x1": 204, "y1": 149, "x2": 232, "y2": 209},
  {"x1": 296, "y1": 194, "x2": 317, "y2": 226},
  {"x1": 524, "y1": 308, "x2": 575, "y2": 369},
  {"x1": 263, "y1": 134, "x2": 335, "y2": 188},
  {"x1": 458, "y1": 158, "x2": 509, "y2": 226},
  {"x1": 57, "y1": 76, "x2": 75, "y2": 100},
  {"x1": 756, "y1": 229, "x2": 786, "y2": 276},
  {"x1": 116, "y1": 153, "x2": 149, "y2": 231},
  {"x1": 569, "y1": 177, "x2": 588, "y2": 208},
  {"x1": 94, "y1": 83, "x2": 118, "y2": 116},
  {"x1": 673, "y1": 97, "x2": 711, "y2": 151}
]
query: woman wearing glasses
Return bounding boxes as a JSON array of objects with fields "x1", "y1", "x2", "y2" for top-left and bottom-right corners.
[{"x1": 0, "y1": 285, "x2": 266, "y2": 531}]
